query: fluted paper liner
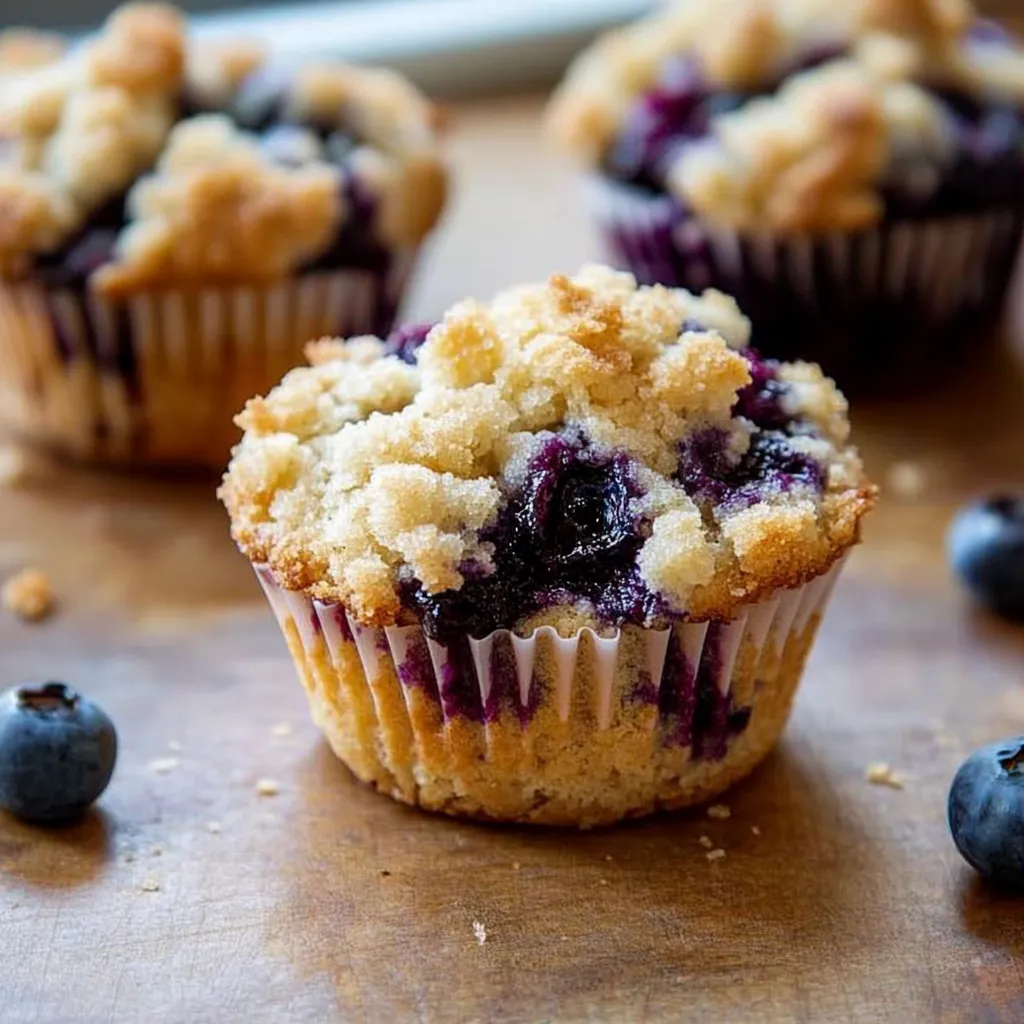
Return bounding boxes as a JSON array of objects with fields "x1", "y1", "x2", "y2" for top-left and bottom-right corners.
[
  {"x1": 254, "y1": 554, "x2": 848, "y2": 823},
  {"x1": 585, "y1": 175, "x2": 1024, "y2": 388},
  {"x1": 0, "y1": 253, "x2": 416, "y2": 468}
]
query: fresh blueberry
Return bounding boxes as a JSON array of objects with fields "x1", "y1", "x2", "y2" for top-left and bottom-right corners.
[
  {"x1": 0, "y1": 682, "x2": 117, "y2": 824},
  {"x1": 949, "y1": 738, "x2": 1024, "y2": 887},
  {"x1": 231, "y1": 67, "x2": 290, "y2": 131},
  {"x1": 948, "y1": 496, "x2": 1024, "y2": 621},
  {"x1": 734, "y1": 349, "x2": 792, "y2": 430}
]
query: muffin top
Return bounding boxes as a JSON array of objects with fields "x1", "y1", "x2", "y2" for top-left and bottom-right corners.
[
  {"x1": 547, "y1": 0, "x2": 1024, "y2": 232},
  {"x1": 0, "y1": 3, "x2": 445, "y2": 292},
  {"x1": 221, "y1": 266, "x2": 875, "y2": 641}
]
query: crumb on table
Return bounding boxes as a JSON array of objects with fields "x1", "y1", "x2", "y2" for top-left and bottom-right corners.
[
  {"x1": 255, "y1": 778, "x2": 280, "y2": 797},
  {"x1": 866, "y1": 762, "x2": 904, "y2": 789},
  {"x1": 206, "y1": 821, "x2": 222, "y2": 834},
  {"x1": 885, "y1": 461, "x2": 927, "y2": 500},
  {"x1": 706, "y1": 849, "x2": 727, "y2": 862},
  {"x1": 707, "y1": 804, "x2": 731, "y2": 820},
  {"x1": 2, "y1": 567, "x2": 55, "y2": 622},
  {"x1": 147, "y1": 756, "x2": 180, "y2": 775},
  {"x1": 751, "y1": 825, "x2": 761, "y2": 836},
  {"x1": 271, "y1": 722, "x2": 294, "y2": 738},
  {"x1": 473, "y1": 921, "x2": 487, "y2": 945},
  {"x1": 699, "y1": 835, "x2": 714, "y2": 849},
  {"x1": 139, "y1": 878, "x2": 161, "y2": 893}
]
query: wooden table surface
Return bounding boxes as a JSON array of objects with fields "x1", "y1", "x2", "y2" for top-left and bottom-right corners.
[{"x1": 3, "y1": 96, "x2": 1024, "y2": 1024}]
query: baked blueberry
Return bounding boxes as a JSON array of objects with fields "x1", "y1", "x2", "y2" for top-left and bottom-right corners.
[
  {"x1": 947, "y1": 496, "x2": 1024, "y2": 621},
  {"x1": 0, "y1": 682, "x2": 117, "y2": 824},
  {"x1": 949, "y1": 739, "x2": 1024, "y2": 887}
]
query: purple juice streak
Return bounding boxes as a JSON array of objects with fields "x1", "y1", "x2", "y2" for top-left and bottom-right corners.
[
  {"x1": 397, "y1": 633, "x2": 440, "y2": 704},
  {"x1": 310, "y1": 610, "x2": 323, "y2": 636},
  {"x1": 658, "y1": 633, "x2": 698, "y2": 747},
  {"x1": 629, "y1": 669, "x2": 660, "y2": 707},
  {"x1": 331, "y1": 605, "x2": 353, "y2": 644},
  {"x1": 482, "y1": 636, "x2": 531, "y2": 726},
  {"x1": 691, "y1": 623, "x2": 731, "y2": 761},
  {"x1": 438, "y1": 639, "x2": 484, "y2": 723}
]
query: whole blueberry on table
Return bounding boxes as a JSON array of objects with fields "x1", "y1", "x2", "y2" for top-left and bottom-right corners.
[
  {"x1": 949, "y1": 739, "x2": 1024, "y2": 887},
  {"x1": 947, "y1": 496, "x2": 1024, "y2": 621},
  {"x1": 0, "y1": 683, "x2": 117, "y2": 824}
]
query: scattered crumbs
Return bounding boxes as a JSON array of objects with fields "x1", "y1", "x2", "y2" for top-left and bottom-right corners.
[
  {"x1": 380, "y1": 870, "x2": 391, "y2": 878},
  {"x1": 167, "y1": 740, "x2": 182, "y2": 753},
  {"x1": 866, "y1": 763, "x2": 904, "y2": 789},
  {"x1": 886, "y1": 460, "x2": 927, "y2": 500},
  {"x1": 598, "y1": 879, "x2": 608, "y2": 886},
  {"x1": 206, "y1": 821, "x2": 222, "y2": 835},
  {"x1": 255, "y1": 778, "x2": 280, "y2": 797},
  {"x1": 271, "y1": 722, "x2": 294, "y2": 738},
  {"x1": 706, "y1": 849, "x2": 727, "y2": 862},
  {"x1": 123, "y1": 852, "x2": 136, "y2": 864},
  {"x1": 0, "y1": 445, "x2": 31, "y2": 488},
  {"x1": 560, "y1": 935, "x2": 568, "y2": 942},
  {"x1": 150, "y1": 845, "x2": 164, "y2": 858},
  {"x1": 605, "y1": 854, "x2": 613, "y2": 861},
  {"x1": 140, "y1": 878, "x2": 161, "y2": 893},
  {"x1": 473, "y1": 921, "x2": 487, "y2": 945},
  {"x1": 751, "y1": 826, "x2": 761, "y2": 836},
  {"x1": 2, "y1": 567, "x2": 55, "y2": 622},
  {"x1": 707, "y1": 804, "x2": 731, "y2": 820},
  {"x1": 698, "y1": 835, "x2": 714, "y2": 849},
  {"x1": 147, "y1": 756, "x2": 180, "y2": 775},
  {"x1": 512, "y1": 862, "x2": 521, "y2": 871}
]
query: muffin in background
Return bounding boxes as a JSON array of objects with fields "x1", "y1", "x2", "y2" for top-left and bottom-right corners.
[
  {"x1": 220, "y1": 265, "x2": 875, "y2": 827},
  {"x1": 0, "y1": 4, "x2": 447, "y2": 469},
  {"x1": 547, "y1": 0, "x2": 1024, "y2": 392}
]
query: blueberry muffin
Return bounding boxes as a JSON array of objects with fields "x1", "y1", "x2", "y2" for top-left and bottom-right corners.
[
  {"x1": 0, "y1": 4, "x2": 446, "y2": 468},
  {"x1": 547, "y1": 0, "x2": 1024, "y2": 391},
  {"x1": 220, "y1": 266, "x2": 875, "y2": 827}
]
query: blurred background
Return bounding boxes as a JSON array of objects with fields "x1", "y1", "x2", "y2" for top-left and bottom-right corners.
[{"x1": 3, "y1": 0, "x2": 659, "y2": 97}]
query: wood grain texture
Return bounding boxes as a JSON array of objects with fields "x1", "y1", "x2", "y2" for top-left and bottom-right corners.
[{"x1": 2, "y1": 96, "x2": 1024, "y2": 1024}]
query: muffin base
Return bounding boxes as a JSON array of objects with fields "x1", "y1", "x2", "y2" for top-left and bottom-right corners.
[
  {"x1": 0, "y1": 256, "x2": 415, "y2": 470},
  {"x1": 587, "y1": 176, "x2": 1024, "y2": 393},
  {"x1": 257, "y1": 561, "x2": 845, "y2": 827}
]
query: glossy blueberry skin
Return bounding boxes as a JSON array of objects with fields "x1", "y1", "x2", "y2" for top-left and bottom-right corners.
[
  {"x1": 947, "y1": 496, "x2": 1024, "y2": 621},
  {"x1": 949, "y1": 739, "x2": 1024, "y2": 887},
  {"x1": 0, "y1": 683, "x2": 117, "y2": 824}
]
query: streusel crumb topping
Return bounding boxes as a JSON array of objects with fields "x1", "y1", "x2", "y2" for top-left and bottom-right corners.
[
  {"x1": 548, "y1": 0, "x2": 1024, "y2": 231},
  {"x1": 0, "y1": 2, "x2": 445, "y2": 282},
  {"x1": 222, "y1": 267, "x2": 875, "y2": 629}
]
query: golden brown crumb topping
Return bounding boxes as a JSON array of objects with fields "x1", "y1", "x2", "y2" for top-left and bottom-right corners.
[
  {"x1": 547, "y1": 0, "x2": 1024, "y2": 231},
  {"x1": 221, "y1": 267, "x2": 875, "y2": 627},
  {"x1": 0, "y1": 2, "x2": 445, "y2": 285}
]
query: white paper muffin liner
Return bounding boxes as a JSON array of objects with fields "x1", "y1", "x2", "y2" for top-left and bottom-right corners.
[
  {"x1": 0, "y1": 252, "x2": 417, "y2": 468},
  {"x1": 585, "y1": 174, "x2": 1024, "y2": 388},
  {"x1": 255, "y1": 555, "x2": 846, "y2": 755}
]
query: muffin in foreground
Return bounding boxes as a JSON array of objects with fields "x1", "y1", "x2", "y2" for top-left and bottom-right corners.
[
  {"x1": 220, "y1": 266, "x2": 876, "y2": 826},
  {"x1": 547, "y1": 0, "x2": 1024, "y2": 391},
  {"x1": 0, "y1": 3, "x2": 446, "y2": 468}
]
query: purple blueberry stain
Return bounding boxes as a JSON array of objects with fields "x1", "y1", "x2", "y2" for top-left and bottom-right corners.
[
  {"x1": 691, "y1": 624, "x2": 731, "y2": 761},
  {"x1": 658, "y1": 633, "x2": 698, "y2": 748},
  {"x1": 628, "y1": 669, "x2": 660, "y2": 708},
  {"x1": 384, "y1": 322, "x2": 435, "y2": 364},
  {"x1": 396, "y1": 633, "x2": 441, "y2": 705},
  {"x1": 437, "y1": 639, "x2": 484, "y2": 724},
  {"x1": 482, "y1": 636, "x2": 530, "y2": 726},
  {"x1": 331, "y1": 605, "x2": 353, "y2": 644}
]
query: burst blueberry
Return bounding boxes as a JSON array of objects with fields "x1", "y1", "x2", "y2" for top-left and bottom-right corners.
[
  {"x1": 949, "y1": 739, "x2": 1024, "y2": 888},
  {"x1": 0, "y1": 682, "x2": 117, "y2": 824}
]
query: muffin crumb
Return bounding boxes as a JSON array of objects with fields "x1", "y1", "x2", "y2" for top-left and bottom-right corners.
[
  {"x1": 706, "y1": 848, "x2": 727, "y2": 862},
  {"x1": 147, "y1": 756, "x2": 179, "y2": 775},
  {"x1": 707, "y1": 803, "x2": 731, "y2": 820},
  {"x1": 2, "y1": 567, "x2": 55, "y2": 621},
  {"x1": 751, "y1": 825, "x2": 761, "y2": 836},
  {"x1": 255, "y1": 777, "x2": 280, "y2": 797},
  {"x1": 886, "y1": 460, "x2": 927, "y2": 499},
  {"x1": 472, "y1": 921, "x2": 487, "y2": 945},
  {"x1": 206, "y1": 821, "x2": 222, "y2": 835},
  {"x1": 698, "y1": 834, "x2": 714, "y2": 849},
  {"x1": 271, "y1": 722, "x2": 294, "y2": 738},
  {"x1": 139, "y1": 878, "x2": 161, "y2": 893},
  {"x1": 866, "y1": 762, "x2": 904, "y2": 789}
]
